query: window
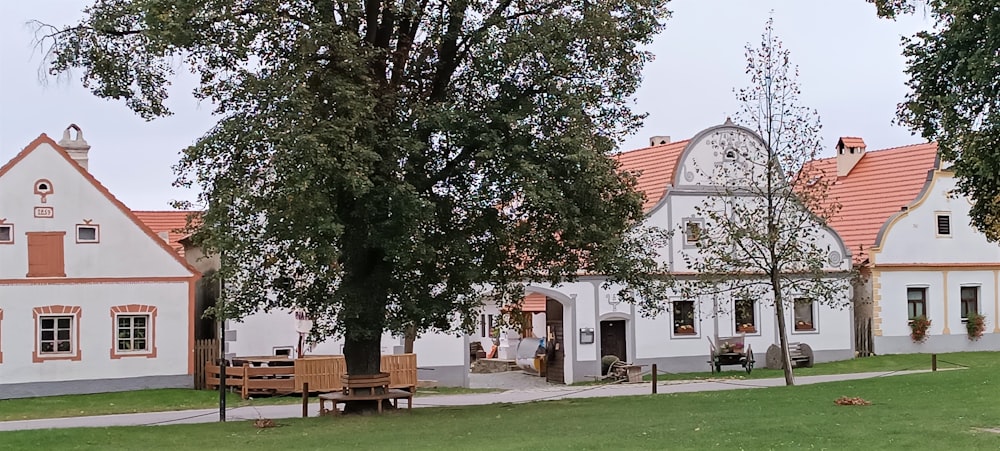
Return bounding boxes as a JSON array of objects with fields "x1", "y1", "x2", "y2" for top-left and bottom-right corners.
[
  {"x1": 0, "y1": 224, "x2": 12, "y2": 244},
  {"x1": 734, "y1": 299, "x2": 757, "y2": 333},
  {"x1": 961, "y1": 286, "x2": 979, "y2": 322},
  {"x1": 793, "y1": 298, "x2": 815, "y2": 331},
  {"x1": 274, "y1": 347, "x2": 293, "y2": 357},
  {"x1": 26, "y1": 232, "x2": 66, "y2": 278},
  {"x1": 33, "y1": 305, "x2": 82, "y2": 362},
  {"x1": 75, "y1": 224, "x2": 100, "y2": 243},
  {"x1": 673, "y1": 300, "x2": 696, "y2": 335},
  {"x1": 936, "y1": 214, "x2": 951, "y2": 236},
  {"x1": 110, "y1": 305, "x2": 157, "y2": 359},
  {"x1": 683, "y1": 219, "x2": 704, "y2": 246},
  {"x1": 907, "y1": 287, "x2": 927, "y2": 320}
]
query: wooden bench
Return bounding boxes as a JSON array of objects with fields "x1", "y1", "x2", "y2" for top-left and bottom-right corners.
[
  {"x1": 318, "y1": 373, "x2": 414, "y2": 416},
  {"x1": 764, "y1": 342, "x2": 813, "y2": 369}
]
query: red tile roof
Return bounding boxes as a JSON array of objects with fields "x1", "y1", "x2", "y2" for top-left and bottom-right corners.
[
  {"x1": 132, "y1": 211, "x2": 197, "y2": 257},
  {"x1": 838, "y1": 137, "x2": 867, "y2": 149},
  {"x1": 615, "y1": 135, "x2": 938, "y2": 264},
  {"x1": 615, "y1": 140, "x2": 690, "y2": 211},
  {"x1": 522, "y1": 292, "x2": 546, "y2": 313},
  {"x1": 811, "y1": 142, "x2": 939, "y2": 261}
]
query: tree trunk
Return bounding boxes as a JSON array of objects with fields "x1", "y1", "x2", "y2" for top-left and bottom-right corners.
[
  {"x1": 403, "y1": 324, "x2": 417, "y2": 354},
  {"x1": 771, "y1": 270, "x2": 796, "y2": 386},
  {"x1": 340, "y1": 245, "x2": 393, "y2": 414}
]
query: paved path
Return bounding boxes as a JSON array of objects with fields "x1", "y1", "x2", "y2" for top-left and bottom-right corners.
[{"x1": 0, "y1": 370, "x2": 928, "y2": 432}]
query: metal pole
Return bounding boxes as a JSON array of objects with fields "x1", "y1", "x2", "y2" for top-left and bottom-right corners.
[
  {"x1": 302, "y1": 382, "x2": 310, "y2": 418},
  {"x1": 651, "y1": 364, "x2": 658, "y2": 394},
  {"x1": 219, "y1": 316, "x2": 226, "y2": 422},
  {"x1": 932, "y1": 353, "x2": 937, "y2": 372}
]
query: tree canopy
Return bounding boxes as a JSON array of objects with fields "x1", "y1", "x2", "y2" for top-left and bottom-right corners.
[
  {"x1": 870, "y1": 0, "x2": 1000, "y2": 240},
  {"x1": 37, "y1": 0, "x2": 673, "y2": 376}
]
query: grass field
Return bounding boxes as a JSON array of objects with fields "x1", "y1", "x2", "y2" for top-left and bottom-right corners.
[
  {"x1": 0, "y1": 386, "x2": 501, "y2": 422},
  {"x1": 2, "y1": 352, "x2": 999, "y2": 449}
]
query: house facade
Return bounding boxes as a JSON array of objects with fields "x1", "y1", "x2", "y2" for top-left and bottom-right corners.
[{"x1": 0, "y1": 126, "x2": 200, "y2": 399}]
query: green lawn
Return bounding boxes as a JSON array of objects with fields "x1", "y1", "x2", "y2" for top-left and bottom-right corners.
[
  {"x1": 0, "y1": 386, "x2": 501, "y2": 422},
  {"x1": 3, "y1": 354, "x2": 1000, "y2": 450}
]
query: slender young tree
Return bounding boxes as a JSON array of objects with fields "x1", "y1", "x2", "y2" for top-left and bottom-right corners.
[
  {"x1": 676, "y1": 18, "x2": 851, "y2": 386},
  {"x1": 33, "y1": 1, "x2": 673, "y2": 408}
]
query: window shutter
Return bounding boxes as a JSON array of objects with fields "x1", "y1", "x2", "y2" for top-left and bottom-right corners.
[
  {"x1": 27, "y1": 232, "x2": 66, "y2": 277},
  {"x1": 937, "y1": 215, "x2": 951, "y2": 235}
]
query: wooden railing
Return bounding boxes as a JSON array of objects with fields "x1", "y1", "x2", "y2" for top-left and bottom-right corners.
[{"x1": 204, "y1": 353, "x2": 417, "y2": 399}]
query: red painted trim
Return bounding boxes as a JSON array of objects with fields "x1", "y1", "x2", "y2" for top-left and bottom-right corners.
[
  {"x1": 33, "y1": 305, "x2": 82, "y2": 363},
  {"x1": 0, "y1": 276, "x2": 194, "y2": 285},
  {"x1": 109, "y1": 304, "x2": 158, "y2": 359}
]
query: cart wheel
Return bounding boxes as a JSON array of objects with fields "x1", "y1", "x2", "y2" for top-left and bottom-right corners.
[
  {"x1": 745, "y1": 350, "x2": 755, "y2": 374},
  {"x1": 715, "y1": 363, "x2": 722, "y2": 373}
]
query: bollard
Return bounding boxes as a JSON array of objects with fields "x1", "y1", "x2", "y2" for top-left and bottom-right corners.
[
  {"x1": 931, "y1": 354, "x2": 937, "y2": 372},
  {"x1": 651, "y1": 364, "x2": 658, "y2": 394},
  {"x1": 302, "y1": 382, "x2": 310, "y2": 417}
]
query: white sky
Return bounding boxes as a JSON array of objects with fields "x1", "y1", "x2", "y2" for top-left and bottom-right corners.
[{"x1": 0, "y1": 1, "x2": 932, "y2": 211}]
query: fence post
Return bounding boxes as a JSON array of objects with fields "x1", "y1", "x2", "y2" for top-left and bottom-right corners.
[
  {"x1": 932, "y1": 354, "x2": 937, "y2": 371},
  {"x1": 651, "y1": 364, "x2": 658, "y2": 394},
  {"x1": 302, "y1": 382, "x2": 310, "y2": 418}
]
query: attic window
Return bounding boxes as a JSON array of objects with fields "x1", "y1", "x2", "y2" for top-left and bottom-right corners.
[
  {"x1": 723, "y1": 147, "x2": 738, "y2": 161},
  {"x1": 0, "y1": 224, "x2": 12, "y2": 244},
  {"x1": 76, "y1": 224, "x2": 100, "y2": 243},
  {"x1": 936, "y1": 214, "x2": 951, "y2": 236}
]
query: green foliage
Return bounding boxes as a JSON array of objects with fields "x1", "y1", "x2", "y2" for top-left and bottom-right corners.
[
  {"x1": 877, "y1": 0, "x2": 1000, "y2": 240},
  {"x1": 36, "y1": 1, "x2": 674, "y2": 368},
  {"x1": 966, "y1": 312, "x2": 986, "y2": 340}
]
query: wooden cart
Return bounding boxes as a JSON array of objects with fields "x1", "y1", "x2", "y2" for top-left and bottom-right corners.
[{"x1": 708, "y1": 335, "x2": 754, "y2": 374}]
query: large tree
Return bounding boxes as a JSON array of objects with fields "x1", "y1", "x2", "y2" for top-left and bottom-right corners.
[
  {"x1": 35, "y1": 0, "x2": 672, "y2": 401},
  {"x1": 676, "y1": 19, "x2": 851, "y2": 386},
  {"x1": 869, "y1": 0, "x2": 1000, "y2": 239}
]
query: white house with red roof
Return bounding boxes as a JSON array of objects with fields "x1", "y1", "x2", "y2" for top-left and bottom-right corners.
[
  {"x1": 817, "y1": 138, "x2": 1000, "y2": 353},
  {"x1": 0, "y1": 126, "x2": 200, "y2": 399}
]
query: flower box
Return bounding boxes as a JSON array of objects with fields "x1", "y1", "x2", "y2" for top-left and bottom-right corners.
[
  {"x1": 794, "y1": 321, "x2": 814, "y2": 331},
  {"x1": 675, "y1": 325, "x2": 696, "y2": 335}
]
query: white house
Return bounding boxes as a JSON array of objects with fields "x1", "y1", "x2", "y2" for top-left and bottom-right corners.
[
  {"x1": 185, "y1": 122, "x2": 855, "y2": 386},
  {"x1": 0, "y1": 126, "x2": 201, "y2": 399}
]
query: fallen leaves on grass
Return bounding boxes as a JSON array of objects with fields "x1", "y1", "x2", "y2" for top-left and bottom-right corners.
[
  {"x1": 254, "y1": 418, "x2": 276, "y2": 428},
  {"x1": 834, "y1": 396, "x2": 871, "y2": 406}
]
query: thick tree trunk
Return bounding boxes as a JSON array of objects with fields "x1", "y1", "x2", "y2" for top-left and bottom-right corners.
[
  {"x1": 340, "y1": 244, "x2": 393, "y2": 414},
  {"x1": 771, "y1": 270, "x2": 796, "y2": 386},
  {"x1": 403, "y1": 324, "x2": 417, "y2": 354}
]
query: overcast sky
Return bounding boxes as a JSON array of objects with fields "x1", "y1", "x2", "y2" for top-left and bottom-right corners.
[{"x1": 0, "y1": 1, "x2": 932, "y2": 211}]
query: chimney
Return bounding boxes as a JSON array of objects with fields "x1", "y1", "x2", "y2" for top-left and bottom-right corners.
[
  {"x1": 836, "y1": 136, "x2": 866, "y2": 177},
  {"x1": 649, "y1": 135, "x2": 671, "y2": 147},
  {"x1": 58, "y1": 124, "x2": 91, "y2": 170}
]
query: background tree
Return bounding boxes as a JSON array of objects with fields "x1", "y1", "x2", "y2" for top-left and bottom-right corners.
[
  {"x1": 676, "y1": 18, "x2": 851, "y2": 386},
  {"x1": 35, "y1": 0, "x2": 673, "y2": 404},
  {"x1": 870, "y1": 0, "x2": 1000, "y2": 240}
]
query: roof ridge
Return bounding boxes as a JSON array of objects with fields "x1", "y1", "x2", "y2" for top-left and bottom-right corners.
[{"x1": 615, "y1": 139, "x2": 690, "y2": 157}]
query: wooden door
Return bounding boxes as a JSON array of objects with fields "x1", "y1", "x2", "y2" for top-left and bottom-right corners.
[
  {"x1": 600, "y1": 320, "x2": 626, "y2": 362},
  {"x1": 545, "y1": 299, "x2": 564, "y2": 384}
]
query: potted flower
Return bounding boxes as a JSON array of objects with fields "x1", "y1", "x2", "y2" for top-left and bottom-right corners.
[
  {"x1": 795, "y1": 320, "x2": 813, "y2": 331},
  {"x1": 737, "y1": 323, "x2": 757, "y2": 333},
  {"x1": 909, "y1": 316, "x2": 931, "y2": 343},
  {"x1": 966, "y1": 312, "x2": 986, "y2": 341}
]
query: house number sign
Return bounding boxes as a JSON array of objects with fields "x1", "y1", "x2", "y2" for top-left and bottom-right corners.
[{"x1": 34, "y1": 206, "x2": 54, "y2": 218}]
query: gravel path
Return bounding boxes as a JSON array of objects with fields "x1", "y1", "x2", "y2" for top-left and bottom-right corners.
[{"x1": 469, "y1": 370, "x2": 555, "y2": 390}]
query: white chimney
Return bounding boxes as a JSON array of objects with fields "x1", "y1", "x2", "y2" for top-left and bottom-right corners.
[
  {"x1": 836, "y1": 137, "x2": 866, "y2": 177},
  {"x1": 58, "y1": 124, "x2": 91, "y2": 170},
  {"x1": 649, "y1": 135, "x2": 671, "y2": 147}
]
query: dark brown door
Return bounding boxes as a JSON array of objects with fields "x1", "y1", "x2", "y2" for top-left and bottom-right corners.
[
  {"x1": 600, "y1": 320, "x2": 627, "y2": 362},
  {"x1": 545, "y1": 299, "x2": 564, "y2": 384}
]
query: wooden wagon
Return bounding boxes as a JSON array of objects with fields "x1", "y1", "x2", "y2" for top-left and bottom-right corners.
[{"x1": 708, "y1": 335, "x2": 754, "y2": 374}]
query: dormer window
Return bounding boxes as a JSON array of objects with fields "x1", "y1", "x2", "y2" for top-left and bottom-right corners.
[{"x1": 76, "y1": 224, "x2": 100, "y2": 243}]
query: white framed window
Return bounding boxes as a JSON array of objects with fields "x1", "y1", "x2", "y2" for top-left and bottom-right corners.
[
  {"x1": 39, "y1": 316, "x2": 75, "y2": 355},
  {"x1": 273, "y1": 346, "x2": 294, "y2": 356},
  {"x1": 0, "y1": 224, "x2": 12, "y2": 244},
  {"x1": 672, "y1": 299, "x2": 697, "y2": 336},
  {"x1": 116, "y1": 315, "x2": 150, "y2": 352},
  {"x1": 76, "y1": 224, "x2": 100, "y2": 243},
  {"x1": 960, "y1": 286, "x2": 980, "y2": 322},
  {"x1": 792, "y1": 298, "x2": 816, "y2": 332},
  {"x1": 936, "y1": 212, "x2": 951, "y2": 237},
  {"x1": 683, "y1": 218, "x2": 704, "y2": 247},
  {"x1": 734, "y1": 299, "x2": 758, "y2": 334},
  {"x1": 907, "y1": 287, "x2": 928, "y2": 320}
]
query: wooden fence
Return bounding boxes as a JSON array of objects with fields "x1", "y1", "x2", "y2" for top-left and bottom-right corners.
[
  {"x1": 204, "y1": 353, "x2": 417, "y2": 398},
  {"x1": 193, "y1": 338, "x2": 220, "y2": 390}
]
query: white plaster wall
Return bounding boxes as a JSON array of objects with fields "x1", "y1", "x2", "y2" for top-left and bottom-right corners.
[
  {"x1": 878, "y1": 173, "x2": 1000, "y2": 265},
  {"x1": 0, "y1": 281, "x2": 190, "y2": 384},
  {"x1": 877, "y1": 270, "x2": 998, "y2": 339},
  {"x1": 0, "y1": 142, "x2": 192, "y2": 279}
]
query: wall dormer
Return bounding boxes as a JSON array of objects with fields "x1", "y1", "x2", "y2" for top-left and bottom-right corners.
[{"x1": 836, "y1": 136, "x2": 866, "y2": 177}]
